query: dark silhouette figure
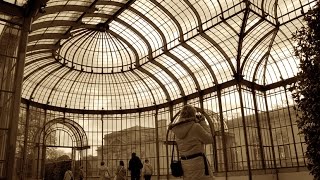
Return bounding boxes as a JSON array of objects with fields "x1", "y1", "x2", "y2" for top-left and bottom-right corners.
[{"x1": 128, "y1": 153, "x2": 143, "y2": 180}]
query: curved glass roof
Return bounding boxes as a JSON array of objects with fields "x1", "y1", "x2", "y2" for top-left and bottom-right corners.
[
  {"x1": 55, "y1": 28, "x2": 138, "y2": 73},
  {"x1": 23, "y1": 0, "x2": 316, "y2": 111}
]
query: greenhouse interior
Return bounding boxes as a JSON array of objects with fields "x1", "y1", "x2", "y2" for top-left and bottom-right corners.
[{"x1": 0, "y1": 0, "x2": 318, "y2": 179}]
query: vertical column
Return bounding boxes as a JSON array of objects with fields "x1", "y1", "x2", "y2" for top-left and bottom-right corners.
[
  {"x1": 85, "y1": 149, "x2": 88, "y2": 179},
  {"x1": 154, "y1": 108, "x2": 160, "y2": 180},
  {"x1": 237, "y1": 84, "x2": 252, "y2": 180},
  {"x1": 6, "y1": 16, "x2": 32, "y2": 180},
  {"x1": 0, "y1": 24, "x2": 16, "y2": 178},
  {"x1": 264, "y1": 91, "x2": 278, "y2": 178},
  {"x1": 166, "y1": 104, "x2": 173, "y2": 180},
  {"x1": 31, "y1": 145, "x2": 39, "y2": 178},
  {"x1": 217, "y1": 87, "x2": 229, "y2": 174},
  {"x1": 22, "y1": 103, "x2": 30, "y2": 180},
  {"x1": 101, "y1": 114, "x2": 104, "y2": 162},
  {"x1": 252, "y1": 89, "x2": 266, "y2": 169},
  {"x1": 71, "y1": 148, "x2": 76, "y2": 174},
  {"x1": 139, "y1": 112, "x2": 142, "y2": 158},
  {"x1": 284, "y1": 87, "x2": 299, "y2": 166},
  {"x1": 40, "y1": 110, "x2": 47, "y2": 179}
]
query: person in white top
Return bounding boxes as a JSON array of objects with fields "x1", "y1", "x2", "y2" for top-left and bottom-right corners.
[
  {"x1": 99, "y1": 161, "x2": 112, "y2": 180},
  {"x1": 115, "y1": 160, "x2": 127, "y2": 180},
  {"x1": 63, "y1": 167, "x2": 73, "y2": 180},
  {"x1": 170, "y1": 105, "x2": 214, "y2": 180},
  {"x1": 142, "y1": 159, "x2": 153, "y2": 180}
]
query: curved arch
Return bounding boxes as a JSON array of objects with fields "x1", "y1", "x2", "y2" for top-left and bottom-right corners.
[
  {"x1": 137, "y1": 67, "x2": 171, "y2": 102},
  {"x1": 59, "y1": 29, "x2": 96, "y2": 65},
  {"x1": 236, "y1": 2, "x2": 250, "y2": 73},
  {"x1": 34, "y1": 117, "x2": 89, "y2": 149},
  {"x1": 114, "y1": 18, "x2": 152, "y2": 59},
  {"x1": 150, "y1": 60, "x2": 185, "y2": 97},
  {"x1": 252, "y1": 29, "x2": 278, "y2": 82},
  {"x1": 28, "y1": 16, "x2": 152, "y2": 59},
  {"x1": 108, "y1": 29, "x2": 140, "y2": 66},
  {"x1": 26, "y1": 49, "x2": 52, "y2": 56},
  {"x1": 149, "y1": 0, "x2": 184, "y2": 42},
  {"x1": 23, "y1": 60, "x2": 57, "y2": 81},
  {"x1": 182, "y1": 0, "x2": 203, "y2": 32},
  {"x1": 130, "y1": 70, "x2": 156, "y2": 105},
  {"x1": 127, "y1": 6, "x2": 168, "y2": 50},
  {"x1": 25, "y1": 55, "x2": 53, "y2": 67},
  {"x1": 165, "y1": 51, "x2": 201, "y2": 91},
  {"x1": 29, "y1": 65, "x2": 63, "y2": 100},
  {"x1": 181, "y1": 43, "x2": 218, "y2": 84},
  {"x1": 240, "y1": 28, "x2": 277, "y2": 75},
  {"x1": 44, "y1": 128, "x2": 76, "y2": 147},
  {"x1": 28, "y1": 33, "x2": 71, "y2": 42},
  {"x1": 46, "y1": 69, "x2": 72, "y2": 104},
  {"x1": 31, "y1": 20, "x2": 81, "y2": 31},
  {"x1": 30, "y1": 3, "x2": 169, "y2": 50},
  {"x1": 200, "y1": 33, "x2": 236, "y2": 74},
  {"x1": 34, "y1": 5, "x2": 89, "y2": 20},
  {"x1": 122, "y1": 72, "x2": 141, "y2": 107},
  {"x1": 64, "y1": 71, "x2": 83, "y2": 107},
  {"x1": 27, "y1": 44, "x2": 60, "y2": 52}
]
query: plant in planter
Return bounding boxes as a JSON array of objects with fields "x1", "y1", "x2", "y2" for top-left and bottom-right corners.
[{"x1": 292, "y1": 1, "x2": 320, "y2": 179}]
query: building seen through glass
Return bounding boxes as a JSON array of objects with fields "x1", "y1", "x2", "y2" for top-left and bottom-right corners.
[{"x1": 0, "y1": 0, "x2": 317, "y2": 179}]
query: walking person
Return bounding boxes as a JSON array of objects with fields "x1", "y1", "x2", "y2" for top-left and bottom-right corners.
[
  {"x1": 115, "y1": 160, "x2": 127, "y2": 180},
  {"x1": 128, "y1": 153, "x2": 143, "y2": 180},
  {"x1": 63, "y1": 166, "x2": 73, "y2": 180},
  {"x1": 79, "y1": 166, "x2": 84, "y2": 180},
  {"x1": 99, "y1": 161, "x2": 112, "y2": 180},
  {"x1": 170, "y1": 104, "x2": 214, "y2": 180},
  {"x1": 142, "y1": 159, "x2": 153, "y2": 180}
]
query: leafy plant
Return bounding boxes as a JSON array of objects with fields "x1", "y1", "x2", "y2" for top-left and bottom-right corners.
[{"x1": 292, "y1": 1, "x2": 320, "y2": 179}]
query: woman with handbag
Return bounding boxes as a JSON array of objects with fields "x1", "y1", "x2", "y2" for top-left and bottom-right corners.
[
  {"x1": 170, "y1": 105, "x2": 214, "y2": 180},
  {"x1": 115, "y1": 160, "x2": 127, "y2": 180},
  {"x1": 99, "y1": 161, "x2": 112, "y2": 180}
]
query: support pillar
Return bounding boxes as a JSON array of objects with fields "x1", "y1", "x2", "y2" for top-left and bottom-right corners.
[
  {"x1": 6, "y1": 15, "x2": 32, "y2": 180},
  {"x1": 166, "y1": 104, "x2": 173, "y2": 180},
  {"x1": 40, "y1": 110, "x2": 47, "y2": 179},
  {"x1": 101, "y1": 114, "x2": 104, "y2": 162},
  {"x1": 264, "y1": 91, "x2": 278, "y2": 179},
  {"x1": 237, "y1": 84, "x2": 252, "y2": 180},
  {"x1": 154, "y1": 108, "x2": 160, "y2": 180},
  {"x1": 252, "y1": 89, "x2": 266, "y2": 169},
  {"x1": 31, "y1": 145, "x2": 39, "y2": 178},
  {"x1": 22, "y1": 104, "x2": 31, "y2": 180},
  {"x1": 217, "y1": 87, "x2": 229, "y2": 175}
]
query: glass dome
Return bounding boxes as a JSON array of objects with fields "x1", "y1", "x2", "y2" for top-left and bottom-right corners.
[
  {"x1": 1, "y1": 0, "x2": 317, "y2": 179},
  {"x1": 55, "y1": 27, "x2": 138, "y2": 73},
  {"x1": 22, "y1": 0, "x2": 316, "y2": 111}
]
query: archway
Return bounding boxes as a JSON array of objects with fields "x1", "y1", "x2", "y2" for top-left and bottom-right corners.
[{"x1": 32, "y1": 118, "x2": 90, "y2": 179}]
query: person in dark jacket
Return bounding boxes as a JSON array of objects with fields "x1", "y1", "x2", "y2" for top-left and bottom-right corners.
[{"x1": 128, "y1": 153, "x2": 143, "y2": 180}]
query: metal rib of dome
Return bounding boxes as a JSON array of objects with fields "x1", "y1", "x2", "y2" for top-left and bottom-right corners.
[
  {"x1": 22, "y1": 0, "x2": 317, "y2": 112},
  {"x1": 55, "y1": 28, "x2": 138, "y2": 73}
]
